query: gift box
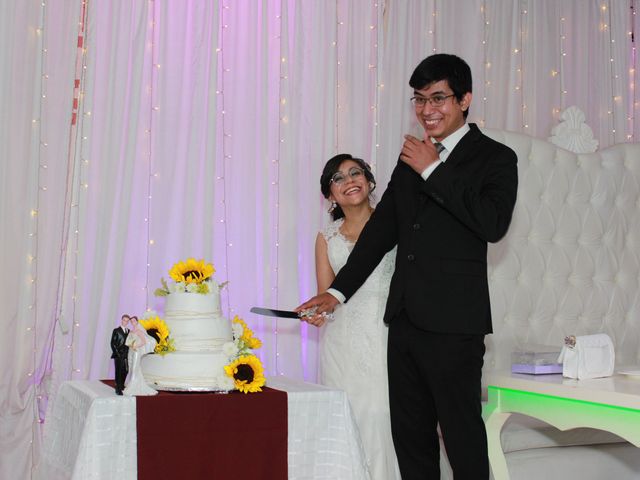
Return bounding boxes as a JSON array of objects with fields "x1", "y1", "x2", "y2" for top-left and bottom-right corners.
[{"x1": 511, "y1": 345, "x2": 563, "y2": 375}]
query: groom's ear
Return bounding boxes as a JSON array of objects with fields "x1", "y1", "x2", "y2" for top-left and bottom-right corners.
[{"x1": 459, "y1": 91, "x2": 472, "y2": 112}]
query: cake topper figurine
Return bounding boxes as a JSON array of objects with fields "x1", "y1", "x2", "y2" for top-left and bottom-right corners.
[
  {"x1": 110, "y1": 314, "x2": 131, "y2": 395},
  {"x1": 123, "y1": 316, "x2": 158, "y2": 396}
]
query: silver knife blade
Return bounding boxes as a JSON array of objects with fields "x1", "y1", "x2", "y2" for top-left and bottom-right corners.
[{"x1": 250, "y1": 307, "x2": 300, "y2": 319}]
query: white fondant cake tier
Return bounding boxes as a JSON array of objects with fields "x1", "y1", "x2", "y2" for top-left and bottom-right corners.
[
  {"x1": 164, "y1": 292, "x2": 232, "y2": 352},
  {"x1": 164, "y1": 290, "x2": 221, "y2": 316},
  {"x1": 141, "y1": 289, "x2": 233, "y2": 391},
  {"x1": 141, "y1": 351, "x2": 231, "y2": 390}
]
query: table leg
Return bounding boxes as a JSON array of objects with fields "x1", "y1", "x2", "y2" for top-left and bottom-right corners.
[{"x1": 485, "y1": 411, "x2": 511, "y2": 480}]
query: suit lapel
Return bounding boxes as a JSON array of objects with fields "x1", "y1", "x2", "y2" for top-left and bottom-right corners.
[{"x1": 442, "y1": 123, "x2": 482, "y2": 169}]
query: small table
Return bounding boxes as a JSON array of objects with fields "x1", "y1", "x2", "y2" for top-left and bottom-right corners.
[
  {"x1": 484, "y1": 371, "x2": 640, "y2": 480},
  {"x1": 38, "y1": 377, "x2": 369, "y2": 480}
]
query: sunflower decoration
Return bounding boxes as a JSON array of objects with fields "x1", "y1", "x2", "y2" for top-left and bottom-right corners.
[
  {"x1": 139, "y1": 315, "x2": 176, "y2": 355},
  {"x1": 169, "y1": 258, "x2": 215, "y2": 285},
  {"x1": 222, "y1": 316, "x2": 265, "y2": 393},
  {"x1": 233, "y1": 316, "x2": 263, "y2": 352},
  {"x1": 155, "y1": 258, "x2": 225, "y2": 296},
  {"x1": 224, "y1": 355, "x2": 266, "y2": 394}
]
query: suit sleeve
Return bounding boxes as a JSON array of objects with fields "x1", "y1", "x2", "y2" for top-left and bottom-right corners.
[
  {"x1": 111, "y1": 330, "x2": 118, "y2": 351},
  {"x1": 330, "y1": 163, "x2": 400, "y2": 301},
  {"x1": 422, "y1": 143, "x2": 517, "y2": 243}
]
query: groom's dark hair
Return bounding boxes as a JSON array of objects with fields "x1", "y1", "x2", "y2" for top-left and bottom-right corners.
[{"x1": 409, "y1": 53, "x2": 472, "y2": 118}]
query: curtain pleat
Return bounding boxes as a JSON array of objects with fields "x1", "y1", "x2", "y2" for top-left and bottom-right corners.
[{"x1": 1, "y1": 1, "x2": 639, "y2": 477}]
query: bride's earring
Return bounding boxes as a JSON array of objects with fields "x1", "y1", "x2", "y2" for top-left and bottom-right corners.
[{"x1": 328, "y1": 201, "x2": 337, "y2": 213}]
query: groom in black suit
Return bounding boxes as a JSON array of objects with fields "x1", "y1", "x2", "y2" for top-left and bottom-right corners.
[
  {"x1": 298, "y1": 54, "x2": 518, "y2": 479},
  {"x1": 110, "y1": 314, "x2": 131, "y2": 395}
]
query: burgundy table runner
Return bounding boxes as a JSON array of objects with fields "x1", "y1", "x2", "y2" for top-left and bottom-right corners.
[{"x1": 102, "y1": 380, "x2": 288, "y2": 479}]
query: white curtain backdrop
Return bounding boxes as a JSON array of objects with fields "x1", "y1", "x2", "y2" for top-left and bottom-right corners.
[{"x1": 2, "y1": 0, "x2": 639, "y2": 477}]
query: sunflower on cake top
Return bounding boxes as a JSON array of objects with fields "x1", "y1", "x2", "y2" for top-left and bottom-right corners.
[
  {"x1": 154, "y1": 257, "x2": 226, "y2": 296},
  {"x1": 140, "y1": 258, "x2": 264, "y2": 393}
]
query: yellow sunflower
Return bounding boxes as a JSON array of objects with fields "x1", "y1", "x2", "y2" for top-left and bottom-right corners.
[
  {"x1": 233, "y1": 316, "x2": 263, "y2": 350},
  {"x1": 224, "y1": 355, "x2": 266, "y2": 393},
  {"x1": 233, "y1": 315, "x2": 248, "y2": 330},
  {"x1": 246, "y1": 336, "x2": 262, "y2": 349},
  {"x1": 169, "y1": 258, "x2": 215, "y2": 285},
  {"x1": 139, "y1": 316, "x2": 175, "y2": 355}
]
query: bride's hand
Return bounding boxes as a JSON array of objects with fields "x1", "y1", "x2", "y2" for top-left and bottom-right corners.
[
  {"x1": 303, "y1": 313, "x2": 329, "y2": 327},
  {"x1": 295, "y1": 292, "x2": 339, "y2": 327}
]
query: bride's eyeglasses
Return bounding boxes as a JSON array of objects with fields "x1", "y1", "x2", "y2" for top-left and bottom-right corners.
[{"x1": 330, "y1": 167, "x2": 365, "y2": 186}]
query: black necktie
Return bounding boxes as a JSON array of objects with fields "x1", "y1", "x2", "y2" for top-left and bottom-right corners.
[{"x1": 434, "y1": 142, "x2": 445, "y2": 155}]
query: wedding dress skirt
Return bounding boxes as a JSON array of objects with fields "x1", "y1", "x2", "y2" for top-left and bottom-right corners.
[
  {"x1": 124, "y1": 331, "x2": 158, "y2": 396},
  {"x1": 319, "y1": 219, "x2": 401, "y2": 480}
]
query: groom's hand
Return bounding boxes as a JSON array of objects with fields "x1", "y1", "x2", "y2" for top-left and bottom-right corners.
[
  {"x1": 295, "y1": 293, "x2": 339, "y2": 327},
  {"x1": 400, "y1": 134, "x2": 439, "y2": 174}
]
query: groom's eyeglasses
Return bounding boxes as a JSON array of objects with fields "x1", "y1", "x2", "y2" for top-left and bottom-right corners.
[
  {"x1": 330, "y1": 167, "x2": 365, "y2": 186},
  {"x1": 410, "y1": 93, "x2": 455, "y2": 108}
]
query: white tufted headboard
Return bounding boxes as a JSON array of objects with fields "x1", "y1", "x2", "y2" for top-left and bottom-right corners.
[{"x1": 481, "y1": 128, "x2": 640, "y2": 375}]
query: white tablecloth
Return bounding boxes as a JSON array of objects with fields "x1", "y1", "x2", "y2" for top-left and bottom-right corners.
[{"x1": 37, "y1": 377, "x2": 369, "y2": 480}]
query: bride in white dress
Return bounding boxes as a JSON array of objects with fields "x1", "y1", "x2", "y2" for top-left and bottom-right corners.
[
  {"x1": 314, "y1": 154, "x2": 400, "y2": 480},
  {"x1": 124, "y1": 316, "x2": 158, "y2": 396}
]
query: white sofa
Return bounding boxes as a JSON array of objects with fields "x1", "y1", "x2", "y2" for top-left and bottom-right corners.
[{"x1": 441, "y1": 121, "x2": 640, "y2": 479}]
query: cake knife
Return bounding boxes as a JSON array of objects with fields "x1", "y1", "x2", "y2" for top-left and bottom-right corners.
[
  {"x1": 250, "y1": 306, "x2": 332, "y2": 320},
  {"x1": 250, "y1": 307, "x2": 300, "y2": 318}
]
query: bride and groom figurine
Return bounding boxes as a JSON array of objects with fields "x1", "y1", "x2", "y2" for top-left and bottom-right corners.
[{"x1": 110, "y1": 314, "x2": 158, "y2": 396}]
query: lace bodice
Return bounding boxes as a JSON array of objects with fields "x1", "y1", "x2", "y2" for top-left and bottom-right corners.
[
  {"x1": 320, "y1": 218, "x2": 396, "y2": 377},
  {"x1": 322, "y1": 218, "x2": 395, "y2": 297}
]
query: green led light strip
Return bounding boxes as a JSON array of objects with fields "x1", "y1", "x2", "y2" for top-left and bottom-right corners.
[{"x1": 488, "y1": 385, "x2": 640, "y2": 414}]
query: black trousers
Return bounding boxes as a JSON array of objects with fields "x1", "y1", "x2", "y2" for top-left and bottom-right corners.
[
  {"x1": 114, "y1": 356, "x2": 128, "y2": 391},
  {"x1": 387, "y1": 310, "x2": 488, "y2": 480}
]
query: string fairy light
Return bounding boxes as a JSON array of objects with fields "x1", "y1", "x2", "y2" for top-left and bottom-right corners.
[
  {"x1": 218, "y1": 1, "x2": 231, "y2": 317},
  {"x1": 481, "y1": 1, "x2": 488, "y2": 127},
  {"x1": 372, "y1": 2, "x2": 382, "y2": 162},
  {"x1": 426, "y1": 7, "x2": 434, "y2": 50},
  {"x1": 144, "y1": 0, "x2": 158, "y2": 308},
  {"x1": 29, "y1": 0, "x2": 48, "y2": 449},
  {"x1": 273, "y1": 2, "x2": 288, "y2": 376},
  {"x1": 429, "y1": 2, "x2": 438, "y2": 53},
  {"x1": 519, "y1": 6, "x2": 527, "y2": 130},
  {"x1": 602, "y1": 2, "x2": 618, "y2": 142},
  {"x1": 66, "y1": 0, "x2": 91, "y2": 380},
  {"x1": 46, "y1": 0, "x2": 90, "y2": 387},
  {"x1": 550, "y1": 9, "x2": 561, "y2": 121},
  {"x1": 559, "y1": 14, "x2": 568, "y2": 113}
]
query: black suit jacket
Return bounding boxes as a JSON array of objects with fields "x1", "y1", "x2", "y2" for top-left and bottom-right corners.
[
  {"x1": 331, "y1": 123, "x2": 518, "y2": 334},
  {"x1": 111, "y1": 327, "x2": 129, "y2": 359}
]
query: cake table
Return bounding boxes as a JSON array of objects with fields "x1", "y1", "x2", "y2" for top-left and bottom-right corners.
[{"x1": 37, "y1": 376, "x2": 369, "y2": 480}]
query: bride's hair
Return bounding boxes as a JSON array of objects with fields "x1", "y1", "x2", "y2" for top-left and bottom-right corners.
[
  {"x1": 130, "y1": 318, "x2": 148, "y2": 346},
  {"x1": 320, "y1": 154, "x2": 376, "y2": 221}
]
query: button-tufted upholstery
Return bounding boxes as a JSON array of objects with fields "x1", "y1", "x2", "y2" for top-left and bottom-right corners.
[
  {"x1": 482, "y1": 128, "x2": 640, "y2": 376},
  {"x1": 435, "y1": 129, "x2": 640, "y2": 480}
]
